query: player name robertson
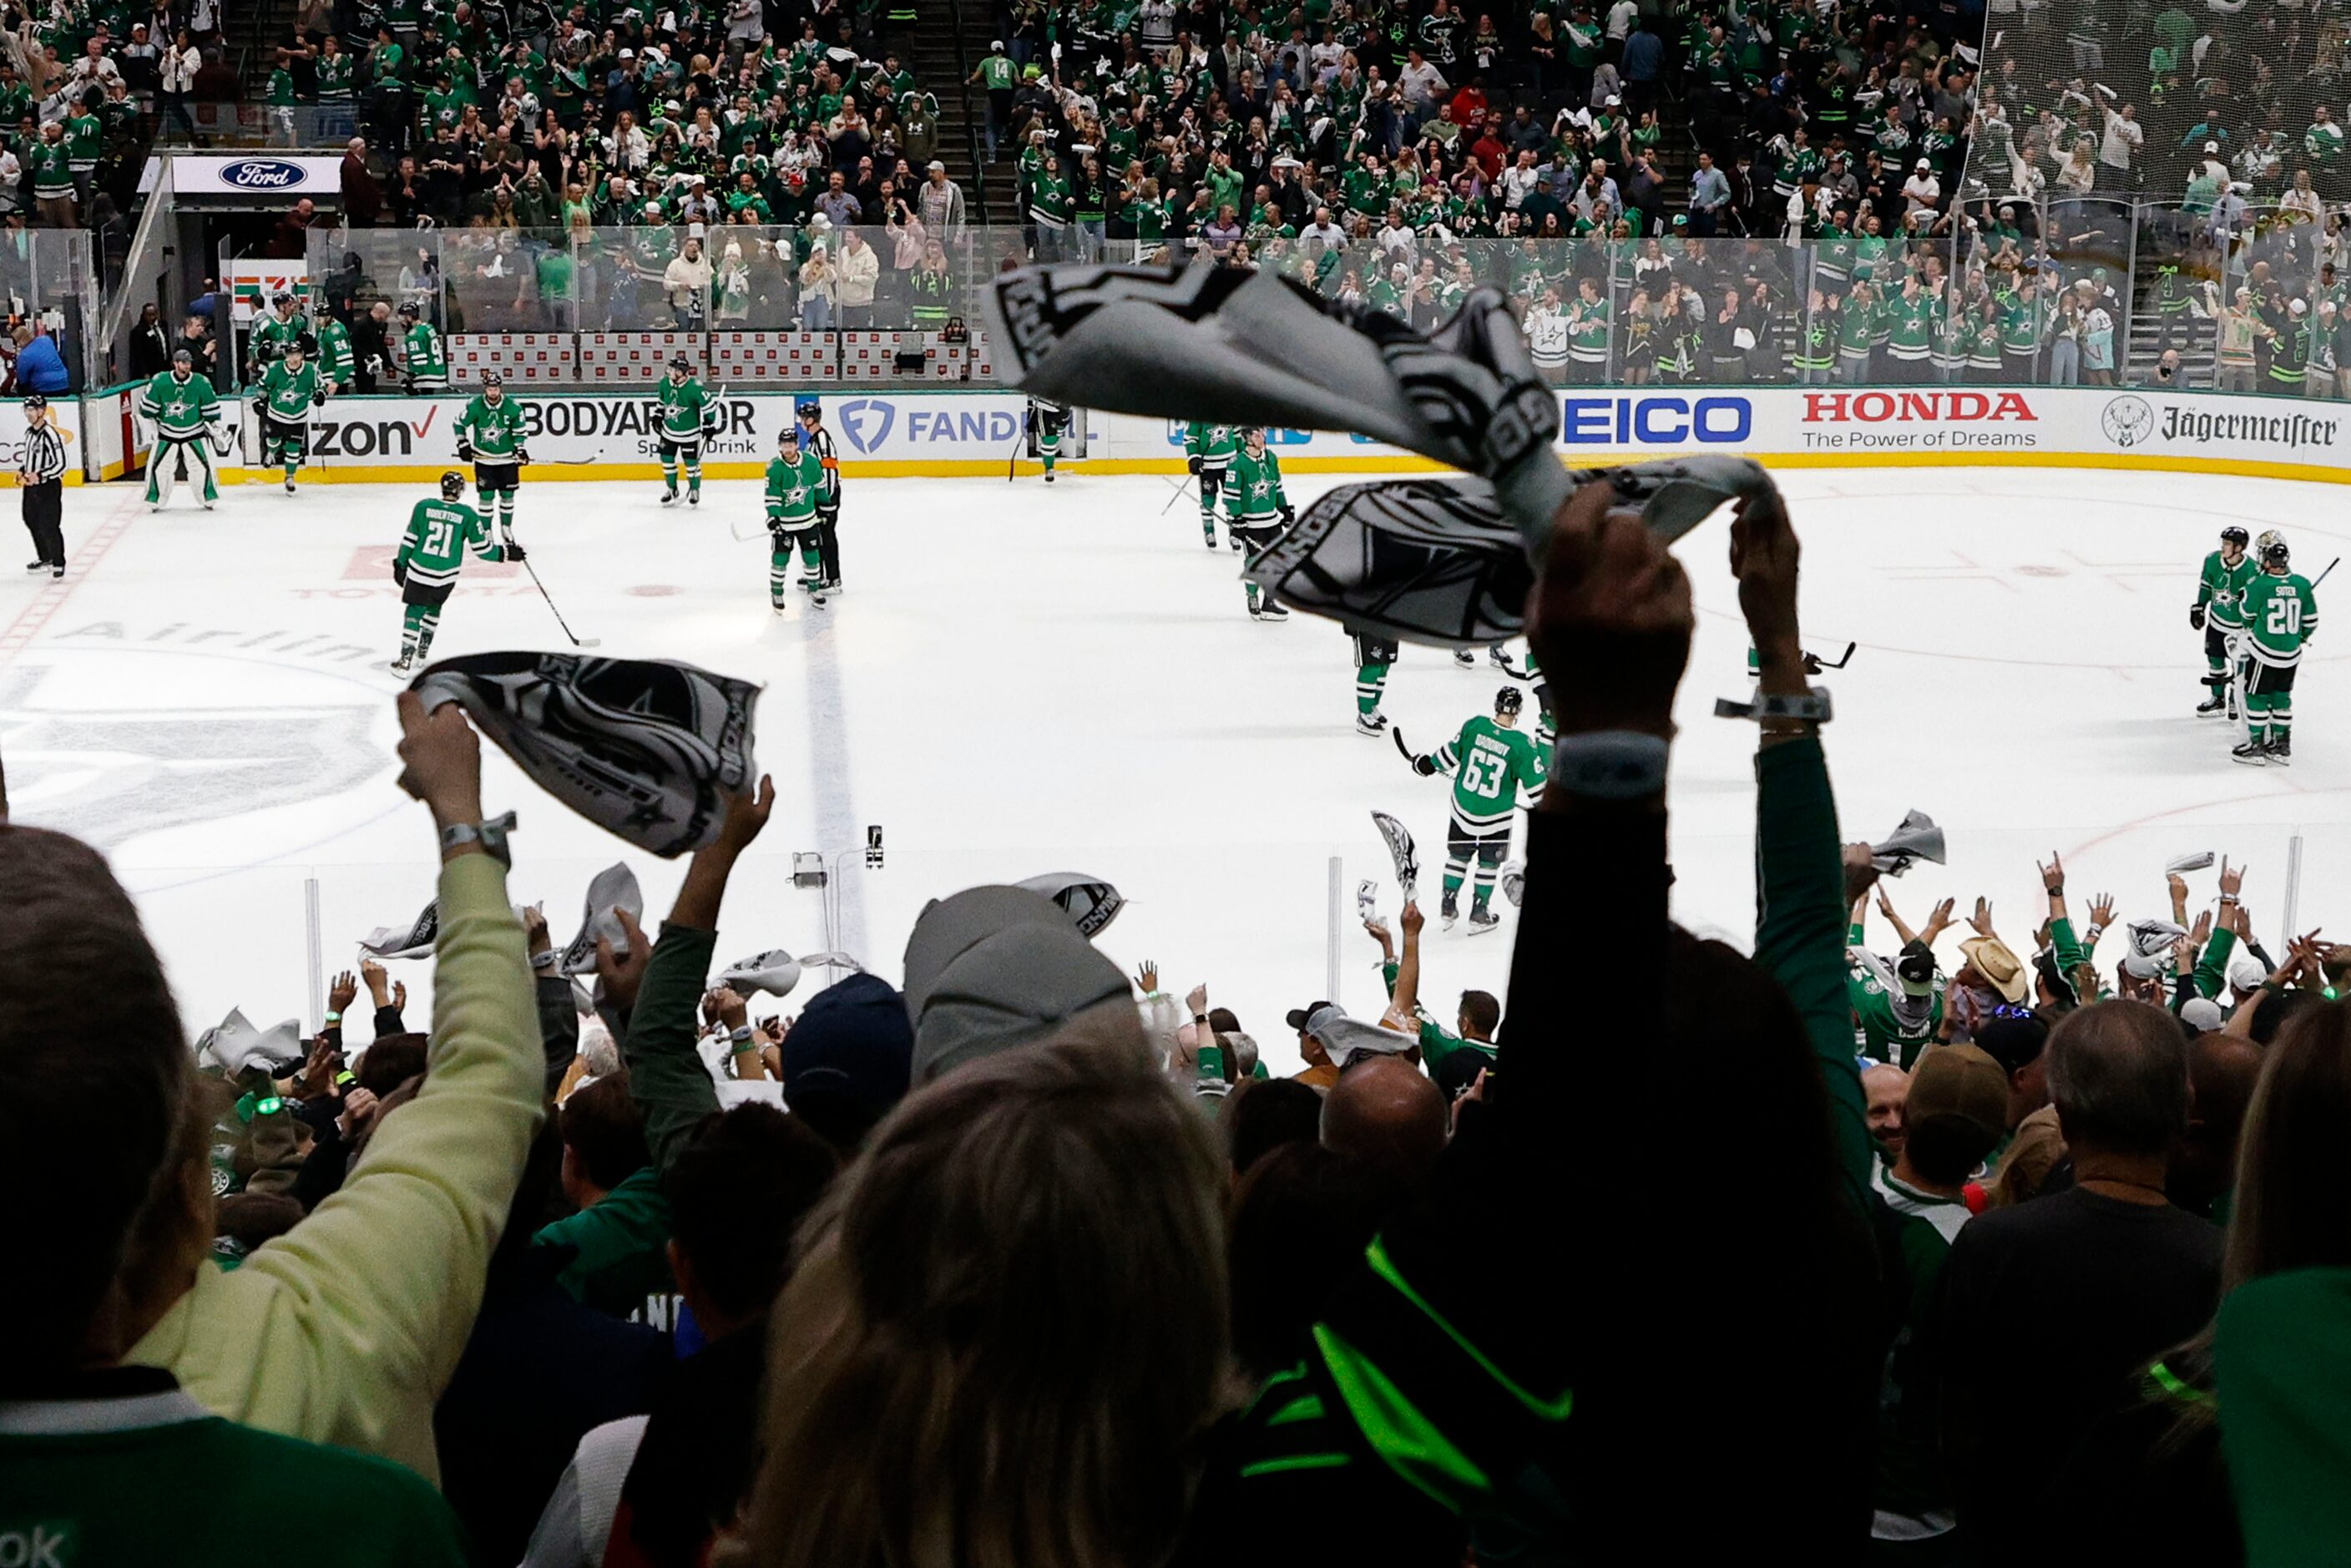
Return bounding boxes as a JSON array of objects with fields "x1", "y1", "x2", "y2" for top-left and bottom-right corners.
[{"x1": 2156, "y1": 407, "x2": 2342, "y2": 450}]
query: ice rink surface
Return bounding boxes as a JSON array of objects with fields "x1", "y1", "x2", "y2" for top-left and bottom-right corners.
[{"x1": 4, "y1": 463, "x2": 2346, "y2": 1072}]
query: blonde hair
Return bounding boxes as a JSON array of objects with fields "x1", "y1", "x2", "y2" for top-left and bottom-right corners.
[{"x1": 729, "y1": 1031, "x2": 1229, "y2": 1568}]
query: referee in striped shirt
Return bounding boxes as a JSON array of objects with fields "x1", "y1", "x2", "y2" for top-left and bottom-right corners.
[{"x1": 19, "y1": 392, "x2": 66, "y2": 579}]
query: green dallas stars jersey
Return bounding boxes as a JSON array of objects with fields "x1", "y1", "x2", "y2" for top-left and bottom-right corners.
[
  {"x1": 251, "y1": 311, "x2": 311, "y2": 366},
  {"x1": 2243, "y1": 571, "x2": 2320, "y2": 665},
  {"x1": 402, "y1": 321, "x2": 447, "y2": 385},
  {"x1": 2198, "y1": 549, "x2": 2259, "y2": 630},
  {"x1": 139, "y1": 370, "x2": 221, "y2": 439},
  {"x1": 315, "y1": 315, "x2": 356, "y2": 385},
  {"x1": 455, "y1": 392, "x2": 527, "y2": 459},
  {"x1": 395, "y1": 498, "x2": 507, "y2": 589},
  {"x1": 1223, "y1": 448, "x2": 1290, "y2": 526},
  {"x1": 1184, "y1": 422, "x2": 1240, "y2": 467},
  {"x1": 255, "y1": 357, "x2": 323, "y2": 422},
  {"x1": 654, "y1": 377, "x2": 715, "y2": 441},
  {"x1": 763, "y1": 449, "x2": 825, "y2": 527},
  {"x1": 1845, "y1": 923, "x2": 1947, "y2": 1068},
  {"x1": 1433, "y1": 715, "x2": 1546, "y2": 829}
]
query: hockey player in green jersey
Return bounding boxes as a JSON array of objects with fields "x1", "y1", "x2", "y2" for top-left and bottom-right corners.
[
  {"x1": 248, "y1": 291, "x2": 313, "y2": 377},
  {"x1": 454, "y1": 372, "x2": 530, "y2": 536},
  {"x1": 1404, "y1": 686, "x2": 1547, "y2": 934},
  {"x1": 2234, "y1": 533, "x2": 2320, "y2": 766},
  {"x1": 1225, "y1": 427, "x2": 1295, "y2": 621},
  {"x1": 395, "y1": 301, "x2": 447, "y2": 392},
  {"x1": 1352, "y1": 628, "x2": 1398, "y2": 737},
  {"x1": 389, "y1": 471, "x2": 522, "y2": 671},
  {"x1": 139, "y1": 346, "x2": 223, "y2": 510},
  {"x1": 764, "y1": 424, "x2": 827, "y2": 611},
  {"x1": 253, "y1": 341, "x2": 326, "y2": 493},
  {"x1": 2192, "y1": 524, "x2": 2257, "y2": 717},
  {"x1": 315, "y1": 311, "x2": 356, "y2": 392},
  {"x1": 1184, "y1": 420, "x2": 1240, "y2": 549},
  {"x1": 1024, "y1": 397, "x2": 1070, "y2": 483},
  {"x1": 653, "y1": 357, "x2": 716, "y2": 505}
]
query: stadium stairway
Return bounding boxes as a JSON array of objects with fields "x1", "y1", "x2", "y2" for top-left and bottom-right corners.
[
  {"x1": 232, "y1": 0, "x2": 299, "y2": 95},
  {"x1": 919, "y1": 0, "x2": 1004, "y2": 227}
]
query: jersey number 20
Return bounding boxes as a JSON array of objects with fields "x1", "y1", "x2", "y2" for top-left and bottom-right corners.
[{"x1": 2268, "y1": 597, "x2": 2303, "y2": 637}]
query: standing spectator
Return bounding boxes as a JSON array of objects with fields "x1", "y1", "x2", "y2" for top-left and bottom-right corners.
[
  {"x1": 1689, "y1": 150, "x2": 1731, "y2": 235},
  {"x1": 0, "y1": 824, "x2": 471, "y2": 1565},
  {"x1": 341, "y1": 135, "x2": 382, "y2": 227},
  {"x1": 129, "y1": 301, "x2": 170, "y2": 379},
  {"x1": 833, "y1": 229, "x2": 880, "y2": 328},
  {"x1": 1935, "y1": 1001, "x2": 2222, "y2": 1563},
  {"x1": 29, "y1": 120, "x2": 73, "y2": 228},
  {"x1": 662, "y1": 236, "x2": 711, "y2": 330},
  {"x1": 917, "y1": 159, "x2": 965, "y2": 238},
  {"x1": 160, "y1": 28, "x2": 200, "y2": 142}
]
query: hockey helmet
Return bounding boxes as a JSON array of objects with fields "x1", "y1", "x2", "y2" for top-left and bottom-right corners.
[
  {"x1": 397, "y1": 301, "x2": 421, "y2": 319},
  {"x1": 670, "y1": 355, "x2": 693, "y2": 375},
  {"x1": 2257, "y1": 529, "x2": 2285, "y2": 559},
  {"x1": 21, "y1": 392, "x2": 43, "y2": 412},
  {"x1": 283, "y1": 338, "x2": 305, "y2": 357},
  {"x1": 778, "y1": 423, "x2": 802, "y2": 448},
  {"x1": 2221, "y1": 525, "x2": 2250, "y2": 547},
  {"x1": 796, "y1": 397, "x2": 822, "y2": 421},
  {"x1": 273, "y1": 290, "x2": 296, "y2": 308},
  {"x1": 440, "y1": 470, "x2": 467, "y2": 499},
  {"x1": 2263, "y1": 537, "x2": 2292, "y2": 570},
  {"x1": 1495, "y1": 685, "x2": 1524, "y2": 718},
  {"x1": 481, "y1": 369, "x2": 503, "y2": 389}
]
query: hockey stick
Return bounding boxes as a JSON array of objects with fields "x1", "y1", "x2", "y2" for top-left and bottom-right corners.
[
  {"x1": 516, "y1": 554, "x2": 600, "y2": 648},
  {"x1": 2313, "y1": 557, "x2": 2341, "y2": 589},
  {"x1": 1391, "y1": 726, "x2": 1413, "y2": 766}
]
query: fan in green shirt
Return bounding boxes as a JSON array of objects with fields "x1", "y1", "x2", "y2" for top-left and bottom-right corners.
[
  {"x1": 1845, "y1": 888, "x2": 1952, "y2": 1068},
  {"x1": 1372, "y1": 900, "x2": 1499, "y2": 1095}
]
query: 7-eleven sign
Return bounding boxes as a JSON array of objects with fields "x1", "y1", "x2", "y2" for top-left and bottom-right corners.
[{"x1": 227, "y1": 263, "x2": 310, "y2": 324}]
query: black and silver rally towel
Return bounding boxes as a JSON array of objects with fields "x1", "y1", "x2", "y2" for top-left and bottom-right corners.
[{"x1": 412, "y1": 653, "x2": 761, "y2": 857}]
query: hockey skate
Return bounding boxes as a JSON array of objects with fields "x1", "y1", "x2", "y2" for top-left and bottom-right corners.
[
  {"x1": 1044, "y1": 471, "x2": 1056, "y2": 483},
  {"x1": 1355, "y1": 712, "x2": 1389, "y2": 737},
  {"x1": 1249, "y1": 600, "x2": 1288, "y2": 622},
  {"x1": 1201, "y1": 520, "x2": 1218, "y2": 549},
  {"x1": 1467, "y1": 908, "x2": 1501, "y2": 936},
  {"x1": 1440, "y1": 892, "x2": 1459, "y2": 930},
  {"x1": 688, "y1": 490, "x2": 700, "y2": 506},
  {"x1": 23, "y1": 559, "x2": 43, "y2": 573},
  {"x1": 660, "y1": 488, "x2": 679, "y2": 506},
  {"x1": 2196, "y1": 692, "x2": 2228, "y2": 716},
  {"x1": 285, "y1": 478, "x2": 297, "y2": 493},
  {"x1": 2232, "y1": 738, "x2": 2270, "y2": 766},
  {"x1": 387, "y1": 655, "x2": 414, "y2": 675},
  {"x1": 1453, "y1": 650, "x2": 1475, "y2": 670},
  {"x1": 2269, "y1": 735, "x2": 2292, "y2": 766}
]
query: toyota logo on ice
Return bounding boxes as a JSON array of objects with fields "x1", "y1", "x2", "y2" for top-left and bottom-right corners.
[{"x1": 220, "y1": 159, "x2": 311, "y2": 190}]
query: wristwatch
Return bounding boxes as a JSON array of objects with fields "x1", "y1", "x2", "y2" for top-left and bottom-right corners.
[{"x1": 438, "y1": 810, "x2": 517, "y2": 867}]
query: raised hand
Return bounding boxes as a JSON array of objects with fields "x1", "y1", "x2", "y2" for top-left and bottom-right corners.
[
  {"x1": 1526, "y1": 478, "x2": 1693, "y2": 743},
  {"x1": 1967, "y1": 897, "x2": 1995, "y2": 938}
]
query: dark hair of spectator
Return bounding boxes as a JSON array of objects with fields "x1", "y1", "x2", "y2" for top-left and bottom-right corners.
[
  {"x1": 1224, "y1": 1075, "x2": 1325, "y2": 1178},
  {"x1": 559, "y1": 1073, "x2": 651, "y2": 1192},
  {"x1": 663, "y1": 1104, "x2": 838, "y2": 1322}
]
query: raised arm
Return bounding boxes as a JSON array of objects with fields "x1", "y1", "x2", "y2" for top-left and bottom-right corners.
[
  {"x1": 621, "y1": 776, "x2": 776, "y2": 1171},
  {"x1": 1738, "y1": 487, "x2": 1872, "y2": 1202}
]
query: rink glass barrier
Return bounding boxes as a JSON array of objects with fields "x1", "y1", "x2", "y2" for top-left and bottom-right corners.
[
  {"x1": 0, "y1": 229, "x2": 104, "y2": 393},
  {"x1": 129, "y1": 824, "x2": 2349, "y2": 1084},
  {"x1": 275, "y1": 197, "x2": 2351, "y2": 395}
]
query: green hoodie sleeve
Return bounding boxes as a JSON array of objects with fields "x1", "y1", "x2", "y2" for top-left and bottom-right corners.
[
  {"x1": 1754, "y1": 736, "x2": 1872, "y2": 1207},
  {"x1": 2218, "y1": 1267, "x2": 2351, "y2": 1568},
  {"x1": 622, "y1": 922, "x2": 721, "y2": 1171},
  {"x1": 2191, "y1": 925, "x2": 2238, "y2": 1000}
]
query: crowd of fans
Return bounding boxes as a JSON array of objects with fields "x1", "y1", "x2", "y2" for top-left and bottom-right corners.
[{"x1": 8, "y1": 480, "x2": 2351, "y2": 1565}]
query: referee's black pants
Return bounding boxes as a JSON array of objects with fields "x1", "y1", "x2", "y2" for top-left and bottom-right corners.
[{"x1": 22, "y1": 477, "x2": 61, "y2": 568}]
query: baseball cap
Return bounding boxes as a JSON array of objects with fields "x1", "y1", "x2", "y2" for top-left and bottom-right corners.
[
  {"x1": 1905, "y1": 1044, "x2": 2009, "y2": 1142},
  {"x1": 1974, "y1": 1012, "x2": 2048, "y2": 1079},
  {"x1": 779, "y1": 970, "x2": 913, "y2": 1134},
  {"x1": 2181, "y1": 997, "x2": 2227, "y2": 1034},
  {"x1": 927, "y1": 159, "x2": 945, "y2": 171},
  {"x1": 1896, "y1": 938, "x2": 1939, "y2": 997},
  {"x1": 902, "y1": 885, "x2": 1134, "y2": 1084},
  {"x1": 1285, "y1": 999, "x2": 1337, "y2": 1030}
]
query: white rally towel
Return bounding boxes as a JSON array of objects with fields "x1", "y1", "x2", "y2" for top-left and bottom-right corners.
[
  {"x1": 359, "y1": 898, "x2": 438, "y2": 959},
  {"x1": 718, "y1": 948, "x2": 802, "y2": 998},
  {"x1": 1016, "y1": 872, "x2": 1125, "y2": 938},
  {"x1": 198, "y1": 1007, "x2": 307, "y2": 1079},
  {"x1": 412, "y1": 653, "x2": 761, "y2": 857},
  {"x1": 559, "y1": 863, "x2": 645, "y2": 977}
]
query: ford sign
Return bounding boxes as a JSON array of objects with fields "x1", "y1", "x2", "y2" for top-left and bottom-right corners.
[{"x1": 220, "y1": 159, "x2": 311, "y2": 190}]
